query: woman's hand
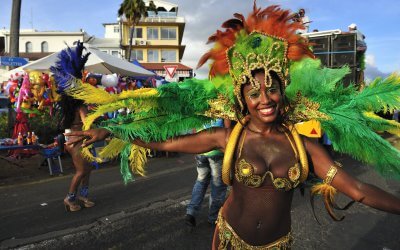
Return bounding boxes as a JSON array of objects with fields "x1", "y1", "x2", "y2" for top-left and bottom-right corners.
[{"x1": 65, "y1": 128, "x2": 111, "y2": 147}]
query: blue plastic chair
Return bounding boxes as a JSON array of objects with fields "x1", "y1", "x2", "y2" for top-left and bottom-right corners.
[{"x1": 42, "y1": 147, "x2": 63, "y2": 175}]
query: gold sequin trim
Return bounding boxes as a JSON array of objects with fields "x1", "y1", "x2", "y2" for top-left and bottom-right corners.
[
  {"x1": 217, "y1": 210, "x2": 293, "y2": 250},
  {"x1": 288, "y1": 163, "x2": 301, "y2": 182},
  {"x1": 324, "y1": 165, "x2": 338, "y2": 185},
  {"x1": 204, "y1": 94, "x2": 237, "y2": 121},
  {"x1": 289, "y1": 93, "x2": 330, "y2": 123}
]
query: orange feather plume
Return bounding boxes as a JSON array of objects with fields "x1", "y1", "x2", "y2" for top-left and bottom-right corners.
[{"x1": 197, "y1": 2, "x2": 314, "y2": 76}]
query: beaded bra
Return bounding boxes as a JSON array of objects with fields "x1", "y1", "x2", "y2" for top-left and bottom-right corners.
[
  {"x1": 234, "y1": 129, "x2": 302, "y2": 191},
  {"x1": 222, "y1": 121, "x2": 309, "y2": 186}
]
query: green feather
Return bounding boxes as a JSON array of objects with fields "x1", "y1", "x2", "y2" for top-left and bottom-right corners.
[
  {"x1": 350, "y1": 75, "x2": 400, "y2": 113},
  {"x1": 120, "y1": 144, "x2": 133, "y2": 184},
  {"x1": 288, "y1": 59, "x2": 400, "y2": 179}
]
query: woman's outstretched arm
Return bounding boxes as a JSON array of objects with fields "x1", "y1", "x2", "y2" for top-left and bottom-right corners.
[
  {"x1": 305, "y1": 138, "x2": 400, "y2": 214},
  {"x1": 66, "y1": 127, "x2": 229, "y2": 155}
]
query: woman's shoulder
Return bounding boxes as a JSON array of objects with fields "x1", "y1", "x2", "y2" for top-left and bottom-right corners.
[{"x1": 207, "y1": 126, "x2": 232, "y2": 151}]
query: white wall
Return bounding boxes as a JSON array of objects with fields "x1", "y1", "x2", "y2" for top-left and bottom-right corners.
[
  {"x1": 19, "y1": 35, "x2": 86, "y2": 52},
  {"x1": 0, "y1": 30, "x2": 87, "y2": 53},
  {"x1": 104, "y1": 24, "x2": 120, "y2": 39}
]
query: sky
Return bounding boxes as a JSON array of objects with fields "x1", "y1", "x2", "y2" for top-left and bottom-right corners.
[{"x1": 1, "y1": 0, "x2": 399, "y2": 80}]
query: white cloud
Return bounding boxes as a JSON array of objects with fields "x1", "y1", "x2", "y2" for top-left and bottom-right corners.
[
  {"x1": 365, "y1": 54, "x2": 375, "y2": 66},
  {"x1": 364, "y1": 53, "x2": 390, "y2": 82},
  {"x1": 181, "y1": 38, "x2": 212, "y2": 78}
]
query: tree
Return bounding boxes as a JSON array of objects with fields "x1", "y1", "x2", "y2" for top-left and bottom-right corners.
[
  {"x1": 9, "y1": 0, "x2": 22, "y2": 59},
  {"x1": 118, "y1": 0, "x2": 157, "y2": 62}
]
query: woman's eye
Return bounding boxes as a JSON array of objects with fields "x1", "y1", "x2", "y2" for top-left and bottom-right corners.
[
  {"x1": 267, "y1": 87, "x2": 279, "y2": 94},
  {"x1": 248, "y1": 92, "x2": 260, "y2": 99}
]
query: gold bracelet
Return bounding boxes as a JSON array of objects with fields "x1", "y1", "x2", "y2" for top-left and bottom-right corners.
[{"x1": 324, "y1": 165, "x2": 338, "y2": 185}]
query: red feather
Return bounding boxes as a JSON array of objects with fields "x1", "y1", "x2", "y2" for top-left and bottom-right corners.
[{"x1": 197, "y1": 2, "x2": 313, "y2": 77}]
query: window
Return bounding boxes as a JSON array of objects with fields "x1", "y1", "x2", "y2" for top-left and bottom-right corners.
[
  {"x1": 114, "y1": 25, "x2": 120, "y2": 33},
  {"x1": 147, "y1": 27, "x2": 159, "y2": 40},
  {"x1": 41, "y1": 41, "x2": 48, "y2": 52},
  {"x1": 161, "y1": 50, "x2": 177, "y2": 62},
  {"x1": 0, "y1": 37, "x2": 5, "y2": 53},
  {"x1": 132, "y1": 27, "x2": 143, "y2": 38},
  {"x1": 147, "y1": 49, "x2": 159, "y2": 62},
  {"x1": 161, "y1": 27, "x2": 176, "y2": 40},
  {"x1": 25, "y1": 42, "x2": 32, "y2": 53},
  {"x1": 131, "y1": 49, "x2": 143, "y2": 61},
  {"x1": 111, "y1": 51, "x2": 119, "y2": 57}
]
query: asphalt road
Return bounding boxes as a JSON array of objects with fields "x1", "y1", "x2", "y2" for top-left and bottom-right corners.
[{"x1": 0, "y1": 153, "x2": 399, "y2": 250}]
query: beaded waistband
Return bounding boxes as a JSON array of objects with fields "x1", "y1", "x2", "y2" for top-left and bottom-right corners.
[{"x1": 216, "y1": 210, "x2": 293, "y2": 250}]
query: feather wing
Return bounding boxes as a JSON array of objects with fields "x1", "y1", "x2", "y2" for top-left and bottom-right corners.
[
  {"x1": 56, "y1": 74, "x2": 235, "y2": 182},
  {"x1": 287, "y1": 58, "x2": 400, "y2": 179}
]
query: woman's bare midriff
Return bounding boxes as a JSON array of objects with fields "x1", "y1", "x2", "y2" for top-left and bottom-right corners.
[{"x1": 221, "y1": 178, "x2": 294, "y2": 246}]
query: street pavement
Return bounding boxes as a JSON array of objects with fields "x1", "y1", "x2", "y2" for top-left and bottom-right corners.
[{"x1": 0, "y1": 152, "x2": 399, "y2": 250}]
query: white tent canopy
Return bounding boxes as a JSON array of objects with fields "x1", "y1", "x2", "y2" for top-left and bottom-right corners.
[{"x1": 2, "y1": 45, "x2": 154, "y2": 79}]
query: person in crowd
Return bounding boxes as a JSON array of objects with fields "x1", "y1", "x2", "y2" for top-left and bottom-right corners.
[
  {"x1": 185, "y1": 119, "x2": 228, "y2": 228},
  {"x1": 297, "y1": 8, "x2": 311, "y2": 34},
  {"x1": 51, "y1": 43, "x2": 95, "y2": 212},
  {"x1": 64, "y1": 4, "x2": 400, "y2": 248},
  {"x1": 290, "y1": 12, "x2": 300, "y2": 23},
  {"x1": 348, "y1": 23, "x2": 367, "y2": 52}
]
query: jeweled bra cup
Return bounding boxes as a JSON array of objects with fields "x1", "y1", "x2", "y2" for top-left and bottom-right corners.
[
  {"x1": 222, "y1": 120, "x2": 308, "y2": 187},
  {"x1": 234, "y1": 129, "x2": 302, "y2": 190}
]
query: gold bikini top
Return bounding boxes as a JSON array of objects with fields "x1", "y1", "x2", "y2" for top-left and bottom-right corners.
[
  {"x1": 234, "y1": 129, "x2": 302, "y2": 191},
  {"x1": 222, "y1": 121, "x2": 309, "y2": 188}
]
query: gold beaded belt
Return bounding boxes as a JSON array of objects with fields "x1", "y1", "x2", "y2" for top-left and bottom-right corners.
[{"x1": 216, "y1": 211, "x2": 293, "y2": 250}]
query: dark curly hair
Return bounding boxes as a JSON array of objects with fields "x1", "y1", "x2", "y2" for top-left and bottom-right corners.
[{"x1": 59, "y1": 94, "x2": 84, "y2": 130}]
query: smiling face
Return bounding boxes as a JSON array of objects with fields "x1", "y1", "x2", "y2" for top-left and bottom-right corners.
[{"x1": 243, "y1": 71, "x2": 283, "y2": 126}]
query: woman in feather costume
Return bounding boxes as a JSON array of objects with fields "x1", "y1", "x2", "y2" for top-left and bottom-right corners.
[
  {"x1": 51, "y1": 44, "x2": 95, "y2": 212},
  {"x1": 61, "y1": 3, "x2": 400, "y2": 249}
]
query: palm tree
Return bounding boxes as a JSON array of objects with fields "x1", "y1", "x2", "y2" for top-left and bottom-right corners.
[
  {"x1": 118, "y1": 0, "x2": 157, "y2": 61},
  {"x1": 9, "y1": 0, "x2": 22, "y2": 59}
]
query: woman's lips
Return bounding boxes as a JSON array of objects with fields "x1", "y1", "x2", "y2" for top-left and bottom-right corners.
[{"x1": 258, "y1": 106, "x2": 275, "y2": 116}]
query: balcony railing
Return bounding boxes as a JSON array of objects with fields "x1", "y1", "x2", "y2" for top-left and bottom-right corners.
[{"x1": 142, "y1": 16, "x2": 184, "y2": 23}]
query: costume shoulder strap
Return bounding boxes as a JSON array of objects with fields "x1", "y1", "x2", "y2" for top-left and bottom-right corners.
[
  {"x1": 287, "y1": 125, "x2": 309, "y2": 183},
  {"x1": 222, "y1": 121, "x2": 244, "y2": 185}
]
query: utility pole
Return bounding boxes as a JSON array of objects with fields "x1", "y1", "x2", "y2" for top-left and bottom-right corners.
[
  {"x1": 9, "y1": 0, "x2": 22, "y2": 59},
  {"x1": 8, "y1": 0, "x2": 22, "y2": 137}
]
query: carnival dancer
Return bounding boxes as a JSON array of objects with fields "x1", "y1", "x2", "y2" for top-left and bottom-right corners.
[
  {"x1": 51, "y1": 43, "x2": 95, "y2": 212},
  {"x1": 62, "y1": 3, "x2": 400, "y2": 248}
]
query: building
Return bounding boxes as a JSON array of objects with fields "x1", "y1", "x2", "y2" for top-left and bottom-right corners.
[
  {"x1": 0, "y1": 28, "x2": 91, "y2": 81},
  {"x1": 113, "y1": 0, "x2": 193, "y2": 81},
  {"x1": 86, "y1": 37, "x2": 123, "y2": 59},
  {"x1": 0, "y1": 28, "x2": 91, "y2": 61},
  {"x1": 0, "y1": 0, "x2": 192, "y2": 82}
]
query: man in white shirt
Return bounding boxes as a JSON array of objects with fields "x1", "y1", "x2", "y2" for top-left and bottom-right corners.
[
  {"x1": 297, "y1": 8, "x2": 310, "y2": 34},
  {"x1": 348, "y1": 23, "x2": 367, "y2": 52}
]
